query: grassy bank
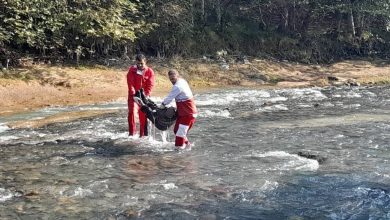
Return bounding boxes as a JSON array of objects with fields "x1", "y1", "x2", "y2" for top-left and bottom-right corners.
[{"x1": 1, "y1": 58, "x2": 390, "y2": 116}]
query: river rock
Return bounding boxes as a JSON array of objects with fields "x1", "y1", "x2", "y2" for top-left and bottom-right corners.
[
  {"x1": 220, "y1": 62, "x2": 229, "y2": 70},
  {"x1": 345, "y1": 78, "x2": 360, "y2": 86},
  {"x1": 327, "y1": 76, "x2": 339, "y2": 81},
  {"x1": 261, "y1": 101, "x2": 273, "y2": 107},
  {"x1": 328, "y1": 76, "x2": 360, "y2": 87},
  {"x1": 24, "y1": 190, "x2": 39, "y2": 197},
  {"x1": 297, "y1": 152, "x2": 327, "y2": 164},
  {"x1": 247, "y1": 72, "x2": 270, "y2": 82},
  {"x1": 122, "y1": 208, "x2": 139, "y2": 218}
]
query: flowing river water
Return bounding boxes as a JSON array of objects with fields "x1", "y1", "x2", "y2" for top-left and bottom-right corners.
[{"x1": 0, "y1": 86, "x2": 389, "y2": 219}]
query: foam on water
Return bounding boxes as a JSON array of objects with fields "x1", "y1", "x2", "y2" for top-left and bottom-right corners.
[
  {"x1": 267, "y1": 96, "x2": 288, "y2": 103},
  {"x1": 258, "y1": 104, "x2": 289, "y2": 112},
  {"x1": 260, "y1": 180, "x2": 279, "y2": 191},
  {"x1": 71, "y1": 187, "x2": 94, "y2": 198},
  {"x1": 296, "y1": 104, "x2": 312, "y2": 108},
  {"x1": 341, "y1": 103, "x2": 361, "y2": 109},
  {"x1": 0, "y1": 135, "x2": 18, "y2": 142},
  {"x1": 195, "y1": 90, "x2": 271, "y2": 106},
  {"x1": 0, "y1": 123, "x2": 9, "y2": 133},
  {"x1": 331, "y1": 89, "x2": 365, "y2": 99},
  {"x1": 362, "y1": 90, "x2": 377, "y2": 97},
  {"x1": 139, "y1": 138, "x2": 176, "y2": 152},
  {"x1": 279, "y1": 88, "x2": 328, "y2": 101},
  {"x1": 344, "y1": 90, "x2": 362, "y2": 98},
  {"x1": 195, "y1": 95, "x2": 236, "y2": 106},
  {"x1": 250, "y1": 151, "x2": 319, "y2": 171},
  {"x1": 112, "y1": 133, "x2": 177, "y2": 152},
  {"x1": 200, "y1": 109, "x2": 231, "y2": 118},
  {"x1": 162, "y1": 183, "x2": 178, "y2": 190},
  {"x1": 0, "y1": 188, "x2": 16, "y2": 202}
]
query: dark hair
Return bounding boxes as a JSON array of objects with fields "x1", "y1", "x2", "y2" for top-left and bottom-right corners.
[
  {"x1": 168, "y1": 69, "x2": 179, "y2": 76},
  {"x1": 135, "y1": 54, "x2": 146, "y2": 62}
]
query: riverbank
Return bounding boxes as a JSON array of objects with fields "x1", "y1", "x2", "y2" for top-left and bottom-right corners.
[{"x1": 1, "y1": 58, "x2": 390, "y2": 117}]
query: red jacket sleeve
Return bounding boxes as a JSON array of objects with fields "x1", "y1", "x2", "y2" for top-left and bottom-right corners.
[
  {"x1": 127, "y1": 66, "x2": 136, "y2": 95},
  {"x1": 143, "y1": 68, "x2": 155, "y2": 96}
]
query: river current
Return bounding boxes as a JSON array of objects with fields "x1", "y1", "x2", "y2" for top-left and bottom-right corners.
[{"x1": 0, "y1": 86, "x2": 389, "y2": 219}]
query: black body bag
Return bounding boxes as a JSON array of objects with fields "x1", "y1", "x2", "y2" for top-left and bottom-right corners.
[{"x1": 134, "y1": 89, "x2": 177, "y2": 131}]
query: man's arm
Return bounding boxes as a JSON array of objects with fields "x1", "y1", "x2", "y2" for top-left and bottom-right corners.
[
  {"x1": 143, "y1": 68, "x2": 155, "y2": 96},
  {"x1": 162, "y1": 85, "x2": 181, "y2": 106},
  {"x1": 127, "y1": 67, "x2": 135, "y2": 95}
]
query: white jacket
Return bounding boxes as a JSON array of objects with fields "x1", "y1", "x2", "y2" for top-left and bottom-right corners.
[{"x1": 162, "y1": 78, "x2": 194, "y2": 105}]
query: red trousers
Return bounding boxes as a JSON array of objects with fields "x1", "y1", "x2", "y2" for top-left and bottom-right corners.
[
  {"x1": 128, "y1": 99, "x2": 148, "y2": 137},
  {"x1": 173, "y1": 115, "x2": 196, "y2": 147}
]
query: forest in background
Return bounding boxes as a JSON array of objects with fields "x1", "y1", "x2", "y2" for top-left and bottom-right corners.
[{"x1": 1, "y1": 0, "x2": 390, "y2": 67}]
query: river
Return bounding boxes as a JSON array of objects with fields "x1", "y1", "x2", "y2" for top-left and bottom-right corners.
[{"x1": 1, "y1": 86, "x2": 389, "y2": 219}]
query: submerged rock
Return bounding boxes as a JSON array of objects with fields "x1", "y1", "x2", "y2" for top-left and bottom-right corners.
[
  {"x1": 327, "y1": 76, "x2": 339, "y2": 81},
  {"x1": 297, "y1": 152, "x2": 327, "y2": 164},
  {"x1": 328, "y1": 76, "x2": 360, "y2": 87},
  {"x1": 345, "y1": 79, "x2": 360, "y2": 87}
]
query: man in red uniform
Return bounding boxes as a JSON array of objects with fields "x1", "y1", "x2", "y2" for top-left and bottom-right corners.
[
  {"x1": 162, "y1": 69, "x2": 197, "y2": 150},
  {"x1": 127, "y1": 54, "x2": 155, "y2": 137}
]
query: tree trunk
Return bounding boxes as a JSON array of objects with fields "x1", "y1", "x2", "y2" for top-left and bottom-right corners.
[
  {"x1": 279, "y1": 5, "x2": 289, "y2": 32},
  {"x1": 123, "y1": 45, "x2": 128, "y2": 58},
  {"x1": 349, "y1": 4, "x2": 356, "y2": 38},
  {"x1": 300, "y1": 8, "x2": 312, "y2": 38},
  {"x1": 201, "y1": 0, "x2": 205, "y2": 23},
  {"x1": 355, "y1": 11, "x2": 363, "y2": 38},
  {"x1": 216, "y1": 0, "x2": 222, "y2": 31},
  {"x1": 258, "y1": 3, "x2": 266, "y2": 30},
  {"x1": 284, "y1": 8, "x2": 289, "y2": 30},
  {"x1": 337, "y1": 11, "x2": 343, "y2": 35},
  {"x1": 190, "y1": 0, "x2": 194, "y2": 27},
  {"x1": 292, "y1": 0, "x2": 296, "y2": 32}
]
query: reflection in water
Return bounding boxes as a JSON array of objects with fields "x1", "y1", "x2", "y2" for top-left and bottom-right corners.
[{"x1": 0, "y1": 86, "x2": 390, "y2": 219}]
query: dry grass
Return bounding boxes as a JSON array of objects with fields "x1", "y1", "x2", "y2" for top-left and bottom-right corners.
[
  {"x1": 357, "y1": 75, "x2": 390, "y2": 85},
  {"x1": 1, "y1": 58, "x2": 390, "y2": 116}
]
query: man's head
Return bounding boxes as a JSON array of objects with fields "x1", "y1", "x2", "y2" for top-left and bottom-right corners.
[
  {"x1": 135, "y1": 54, "x2": 146, "y2": 70},
  {"x1": 168, "y1": 69, "x2": 179, "y2": 85}
]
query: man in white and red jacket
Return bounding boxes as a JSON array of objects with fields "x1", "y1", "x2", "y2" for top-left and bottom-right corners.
[
  {"x1": 127, "y1": 54, "x2": 155, "y2": 137},
  {"x1": 162, "y1": 69, "x2": 198, "y2": 150}
]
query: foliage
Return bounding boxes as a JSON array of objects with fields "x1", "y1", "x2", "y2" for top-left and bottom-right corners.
[{"x1": 1, "y1": 0, "x2": 390, "y2": 65}]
